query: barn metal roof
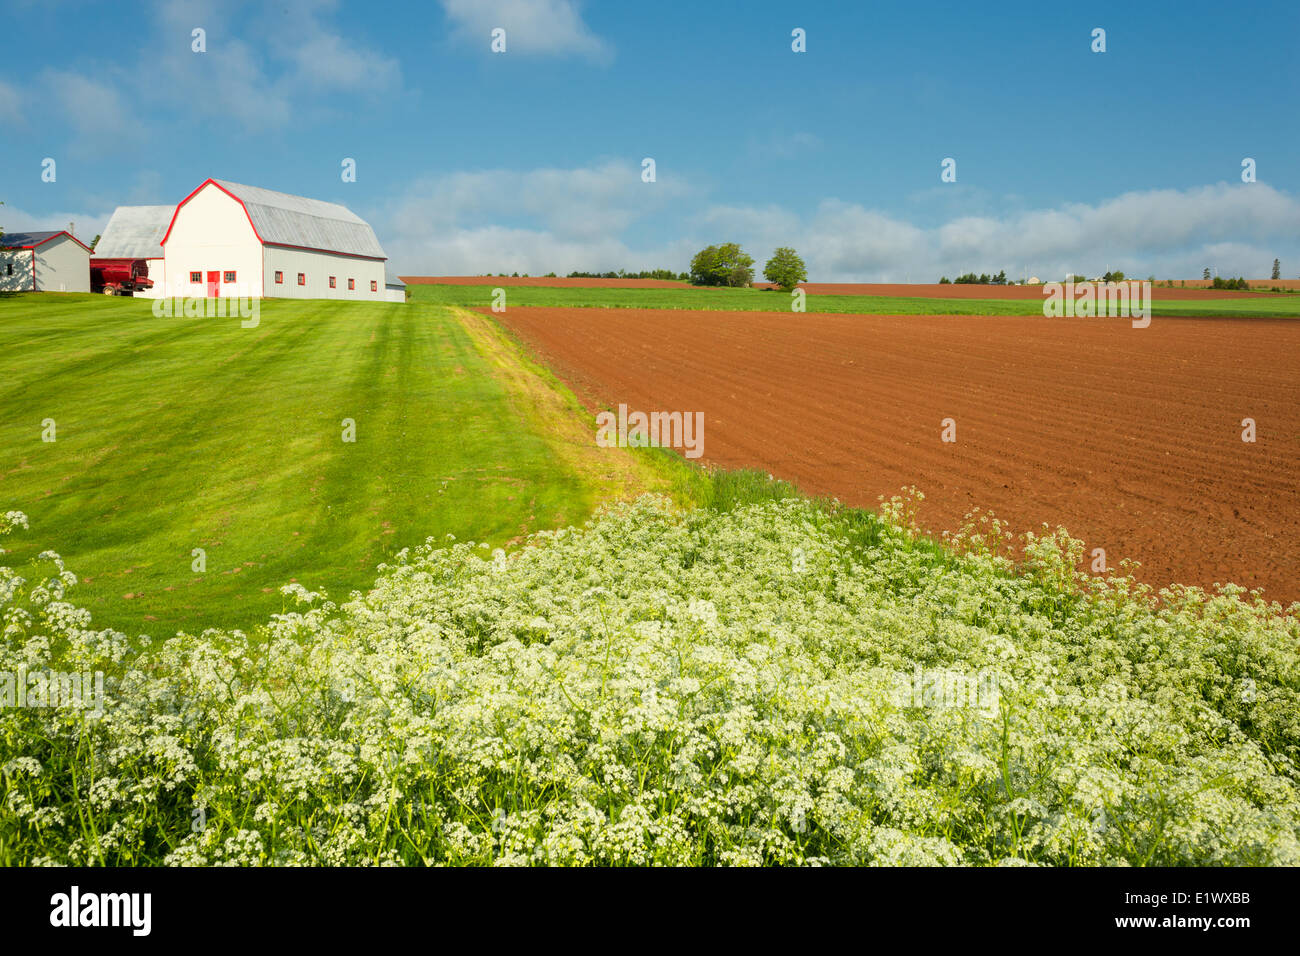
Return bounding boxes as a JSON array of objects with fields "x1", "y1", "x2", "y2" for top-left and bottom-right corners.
[
  {"x1": 385, "y1": 269, "x2": 406, "y2": 287},
  {"x1": 1, "y1": 230, "x2": 61, "y2": 248},
  {"x1": 213, "y1": 180, "x2": 388, "y2": 260},
  {"x1": 0, "y1": 230, "x2": 92, "y2": 252},
  {"x1": 94, "y1": 206, "x2": 174, "y2": 258}
]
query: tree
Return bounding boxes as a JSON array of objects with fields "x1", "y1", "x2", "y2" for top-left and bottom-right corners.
[
  {"x1": 938, "y1": 276, "x2": 951, "y2": 284},
  {"x1": 1203, "y1": 268, "x2": 1211, "y2": 280},
  {"x1": 1272, "y1": 258, "x2": 1281, "y2": 280},
  {"x1": 690, "y1": 243, "x2": 754, "y2": 287},
  {"x1": 91, "y1": 234, "x2": 100, "y2": 251},
  {"x1": 762, "y1": 247, "x2": 807, "y2": 291}
]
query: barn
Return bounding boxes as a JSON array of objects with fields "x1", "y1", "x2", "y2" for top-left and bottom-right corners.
[
  {"x1": 93, "y1": 206, "x2": 174, "y2": 298},
  {"x1": 153, "y1": 179, "x2": 393, "y2": 300},
  {"x1": 0, "y1": 230, "x2": 92, "y2": 293}
]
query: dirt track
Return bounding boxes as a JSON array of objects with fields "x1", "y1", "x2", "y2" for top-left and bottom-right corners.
[{"x1": 491, "y1": 307, "x2": 1300, "y2": 604}]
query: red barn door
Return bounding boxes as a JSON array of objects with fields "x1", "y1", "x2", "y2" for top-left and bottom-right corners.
[{"x1": 206, "y1": 271, "x2": 220, "y2": 297}]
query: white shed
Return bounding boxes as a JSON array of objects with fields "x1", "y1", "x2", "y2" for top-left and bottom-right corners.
[
  {"x1": 0, "y1": 230, "x2": 92, "y2": 292},
  {"x1": 158, "y1": 179, "x2": 395, "y2": 301},
  {"x1": 385, "y1": 270, "x2": 407, "y2": 303}
]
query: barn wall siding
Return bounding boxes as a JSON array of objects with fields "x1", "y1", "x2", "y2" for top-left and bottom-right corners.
[
  {"x1": 0, "y1": 250, "x2": 34, "y2": 292},
  {"x1": 34, "y1": 236, "x2": 91, "y2": 293},
  {"x1": 163, "y1": 185, "x2": 265, "y2": 297},
  {"x1": 262, "y1": 246, "x2": 387, "y2": 301}
]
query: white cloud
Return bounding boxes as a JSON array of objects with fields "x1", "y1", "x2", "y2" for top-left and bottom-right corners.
[
  {"x1": 699, "y1": 183, "x2": 1300, "y2": 282},
  {"x1": 439, "y1": 0, "x2": 611, "y2": 61},
  {"x1": 381, "y1": 161, "x2": 687, "y2": 272},
  {"x1": 379, "y1": 173, "x2": 1300, "y2": 281},
  {"x1": 0, "y1": 205, "x2": 109, "y2": 246},
  {"x1": 0, "y1": 81, "x2": 23, "y2": 124}
]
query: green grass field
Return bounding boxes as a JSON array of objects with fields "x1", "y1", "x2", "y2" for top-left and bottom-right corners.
[
  {"x1": 0, "y1": 293, "x2": 622, "y2": 635},
  {"x1": 409, "y1": 282, "x2": 1300, "y2": 318}
]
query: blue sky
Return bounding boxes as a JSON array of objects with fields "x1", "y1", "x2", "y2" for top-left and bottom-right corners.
[{"x1": 3, "y1": 0, "x2": 1298, "y2": 279}]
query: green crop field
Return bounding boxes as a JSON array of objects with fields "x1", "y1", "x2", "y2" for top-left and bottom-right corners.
[
  {"x1": 0, "y1": 293, "x2": 635, "y2": 636},
  {"x1": 409, "y1": 282, "x2": 1300, "y2": 318}
]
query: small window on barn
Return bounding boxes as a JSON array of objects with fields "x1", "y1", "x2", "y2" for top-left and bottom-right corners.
[
  {"x1": 370, "y1": 280, "x2": 377, "y2": 292},
  {"x1": 298, "y1": 273, "x2": 305, "y2": 286},
  {"x1": 5, "y1": 264, "x2": 11, "y2": 277},
  {"x1": 348, "y1": 278, "x2": 355, "y2": 290},
  {"x1": 190, "y1": 271, "x2": 202, "y2": 283},
  {"x1": 329, "y1": 276, "x2": 336, "y2": 288},
  {"x1": 274, "y1": 271, "x2": 283, "y2": 284},
  {"x1": 224, "y1": 271, "x2": 236, "y2": 283}
]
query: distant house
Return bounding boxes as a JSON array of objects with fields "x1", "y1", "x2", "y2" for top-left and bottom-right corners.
[
  {"x1": 93, "y1": 206, "x2": 174, "y2": 298},
  {"x1": 1027, "y1": 276, "x2": 1041, "y2": 284},
  {"x1": 0, "y1": 230, "x2": 92, "y2": 293}
]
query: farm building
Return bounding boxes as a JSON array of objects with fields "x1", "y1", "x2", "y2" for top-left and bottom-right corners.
[
  {"x1": 384, "y1": 270, "x2": 406, "y2": 303},
  {"x1": 93, "y1": 205, "x2": 174, "y2": 298},
  {"x1": 102, "y1": 179, "x2": 398, "y2": 301},
  {"x1": 0, "y1": 231, "x2": 92, "y2": 293}
]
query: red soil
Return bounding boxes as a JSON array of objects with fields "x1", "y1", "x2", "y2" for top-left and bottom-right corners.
[
  {"x1": 401, "y1": 276, "x2": 689, "y2": 288},
  {"x1": 492, "y1": 306, "x2": 1300, "y2": 604}
]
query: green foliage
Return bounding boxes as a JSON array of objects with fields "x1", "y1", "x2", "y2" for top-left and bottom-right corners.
[
  {"x1": 1101, "y1": 271, "x2": 1126, "y2": 283},
  {"x1": 690, "y1": 243, "x2": 755, "y2": 288},
  {"x1": 1211, "y1": 276, "x2": 1251, "y2": 290},
  {"x1": 938, "y1": 276, "x2": 951, "y2": 284},
  {"x1": 1272, "y1": 259, "x2": 1281, "y2": 281},
  {"x1": 761, "y1": 247, "x2": 808, "y2": 291},
  {"x1": 2, "y1": 496, "x2": 1297, "y2": 866},
  {"x1": 566, "y1": 269, "x2": 687, "y2": 281}
]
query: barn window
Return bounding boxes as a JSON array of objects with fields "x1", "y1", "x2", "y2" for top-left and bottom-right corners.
[
  {"x1": 329, "y1": 276, "x2": 336, "y2": 288},
  {"x1": 370, "y1": 280, "x2": 377, "y2": 292},
  {"x1": 274, "y1": 271, "x2": 283, "y2": 284},
  {"x1": 298, "y1": 273, "x2": 305, "y2": 286},
  {"x1": 348, "y1": 278, "x2": 355, "y2": 290},
  {"x1": 224, "y1": 271, "x2": 236, "y2": 283},
  {"x1": 5, "y1": 264, "x2": 11, "y2": 276},
  {"x1": 190, "y1": 271, "x2": 202, "y2": 283}
]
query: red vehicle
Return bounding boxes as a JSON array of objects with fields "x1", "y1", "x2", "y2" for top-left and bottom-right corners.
[{"x1": 90, "y1": 258, "x2": 154, "y2": 296}]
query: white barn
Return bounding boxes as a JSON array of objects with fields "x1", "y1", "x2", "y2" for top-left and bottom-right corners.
[
  {"x1": 93, "y1": 205, "x2": 174, "y2": 298},
  {"x1": 102, "y1": 179, "x2": 398, "y2": 301},
  {"x1": 0, "y1": 230, "x2": 92, "y2": 293}
]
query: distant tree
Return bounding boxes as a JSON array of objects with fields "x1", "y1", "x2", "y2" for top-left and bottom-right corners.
[
  {"x1": 762, "y1": 247, "x2": 807, "y2": 291},
  {"x1": 1102, "y1": 270, "x2": 1126, "y2": 283},
  {"x1": 91, "y1": 234, "x2": 100, "y2": 251},
  {"x1": 1203, "y1": 268, "x2": 1211, "y2": 280},
  {"x1": 938, "y1": 276, "x2": 951, "y2": 284},
  {"x1": 990, "y1": 269, "x2": 1007, "y2": 285},
  {"x1": 690, "y1": 243, "x2": 754, "y2": 287},
  {"x1": 1272, "y1": 258, "x2": 1281, "y2": 280}
]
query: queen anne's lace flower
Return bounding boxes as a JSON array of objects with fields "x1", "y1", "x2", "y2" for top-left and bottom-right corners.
[{"x1": 1, "y1": 496, "x2": 1297, "y2": 866}]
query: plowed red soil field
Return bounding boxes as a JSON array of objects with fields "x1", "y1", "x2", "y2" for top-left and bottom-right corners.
[
  {"x1": 753, "y1": 282, "x2": 1289, "y2": 299},
  {"x1": 491, "y1": 307, "x2": 1300, "y2": 604}
]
